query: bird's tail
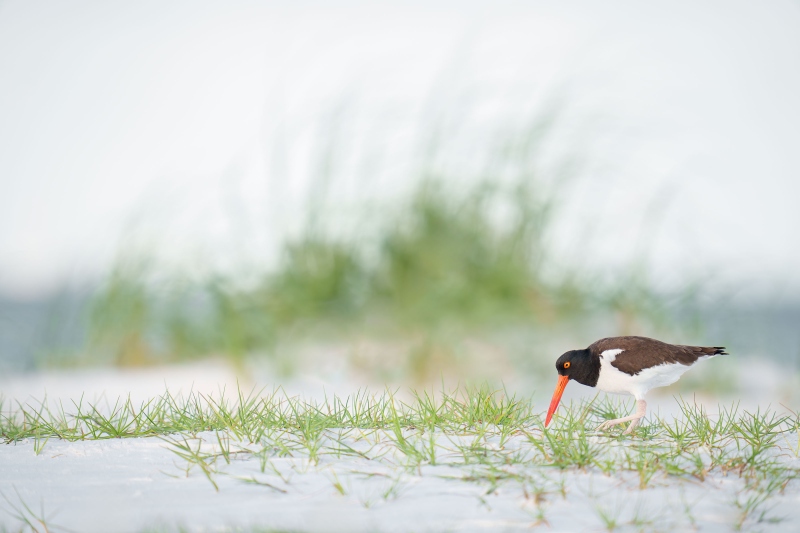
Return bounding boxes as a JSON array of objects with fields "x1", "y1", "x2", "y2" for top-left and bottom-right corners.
[{"x1": 679, "y1": 345, "x2": 727, "y2": 357}]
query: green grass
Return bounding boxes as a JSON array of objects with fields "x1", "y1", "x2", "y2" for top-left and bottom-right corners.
[
  {"x1": 61, "y1": 97, "x2": 699, "y2": 371},
  {"x1": 0, "y1": 488, "x2": 62, "y2": 533},
  {"x1": 2, "y1": 386, "x2": 798, "y2": 531},
  {"x1": 78, "y1": 177, "x2": 689, "y2": 372},
  {"x1": 2, "y1": 386, "x2": 797, "y2": 483}
]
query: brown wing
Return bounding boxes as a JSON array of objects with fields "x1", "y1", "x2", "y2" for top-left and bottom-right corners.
[{"x1": 590, "y1": 336, "x2": 726, "y2": 376}]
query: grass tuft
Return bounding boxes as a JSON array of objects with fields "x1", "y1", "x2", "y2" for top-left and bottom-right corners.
[{"x1": 2, "y1": 386, "x2": 798, "y2": 532}]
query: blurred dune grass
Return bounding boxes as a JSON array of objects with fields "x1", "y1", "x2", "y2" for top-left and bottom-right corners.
[{"x1": 72, "y1": 105, "x2": 700, "y2": 381}]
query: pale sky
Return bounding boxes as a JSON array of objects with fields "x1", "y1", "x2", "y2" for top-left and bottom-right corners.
[{"x1": 1, "y1": 0, "x2": 799, "y2": 299}]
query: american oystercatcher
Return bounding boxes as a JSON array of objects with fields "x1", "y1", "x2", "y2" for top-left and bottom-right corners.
[{"x1": 544, "y1": 336, "x2": 727, "y2": 434}]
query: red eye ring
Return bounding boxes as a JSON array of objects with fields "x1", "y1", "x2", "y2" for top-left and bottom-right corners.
[{"x1": 564, "y1": 362, "x2": 571, "y2": 369}]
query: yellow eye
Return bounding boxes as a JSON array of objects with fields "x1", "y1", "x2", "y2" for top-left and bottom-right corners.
[{"x1": 564, "y1": 362, "x2": 571, "y2": 369}]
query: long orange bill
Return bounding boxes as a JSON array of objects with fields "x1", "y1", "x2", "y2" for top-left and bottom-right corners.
[{"x1": 545, "y1": 375, "x2": 569, "y2": 427}]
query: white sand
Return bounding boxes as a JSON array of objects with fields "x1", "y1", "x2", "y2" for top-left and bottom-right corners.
[
  {"x1": 2, "y1": 428, "x2": 798, "y2": 532},
  {"x1": 2, "y1": 359, "x2": 799, "y2": 532}
]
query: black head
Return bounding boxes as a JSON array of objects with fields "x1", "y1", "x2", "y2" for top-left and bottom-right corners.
[{"x1": 555, "y1": 348, "x2": 599, "y2": 387}]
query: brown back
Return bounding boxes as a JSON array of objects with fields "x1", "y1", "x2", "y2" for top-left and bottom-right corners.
[{"x1": 589, "y1": 336, "x2": 726, "y2": 376}]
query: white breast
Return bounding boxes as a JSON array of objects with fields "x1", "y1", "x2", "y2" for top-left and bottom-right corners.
[{"x1": 594, "y1": 349, "x2": 707, "y2": 399}]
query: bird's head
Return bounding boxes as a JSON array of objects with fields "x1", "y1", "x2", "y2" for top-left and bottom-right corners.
[
  {"x1": 555, "y1": 349, "x2": 583, "y2": 377},
  {"x1": 545, "y1": 348, "x2": 591, "y2": 427}
]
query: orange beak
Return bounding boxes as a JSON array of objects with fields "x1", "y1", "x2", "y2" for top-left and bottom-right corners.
[{"x1": 545, "y1": 375, "x2": 569, "y2": 427}]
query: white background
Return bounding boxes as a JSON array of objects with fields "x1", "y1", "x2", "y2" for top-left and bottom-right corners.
[{"x1": 1, "y1": 0, "x2": 799, "y2": 299}]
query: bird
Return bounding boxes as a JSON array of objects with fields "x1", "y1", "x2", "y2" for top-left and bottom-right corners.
[{"x1": 544, "y1": 336, "x2": 727, "y2": 434}]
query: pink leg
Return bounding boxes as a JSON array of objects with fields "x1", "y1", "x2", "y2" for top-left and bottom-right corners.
[{"x1": 597, "y1": 399, "x2": 647, "y2": 435}]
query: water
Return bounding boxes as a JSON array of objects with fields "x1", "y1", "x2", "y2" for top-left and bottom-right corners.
[
  {"x1": 1, "y1": 286, "x2": 799, "y2": 374},
  {"x1": 0, "y1": 289, "x2": 90, "y2": 372}
]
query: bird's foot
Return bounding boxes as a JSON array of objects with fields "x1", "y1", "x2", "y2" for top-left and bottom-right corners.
[
  {"x1": 597, "y1": 418, "x2": 627, "y2": 431},
  {"x1": 597, "y1": 399, "x2": 647, "y2": 435},
  {"x1": 622, "y1": 417, "x2": 643, "y2": 435},
  {"x1": 597, "y1": 416, "x2": 643, "y2": 434}
]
